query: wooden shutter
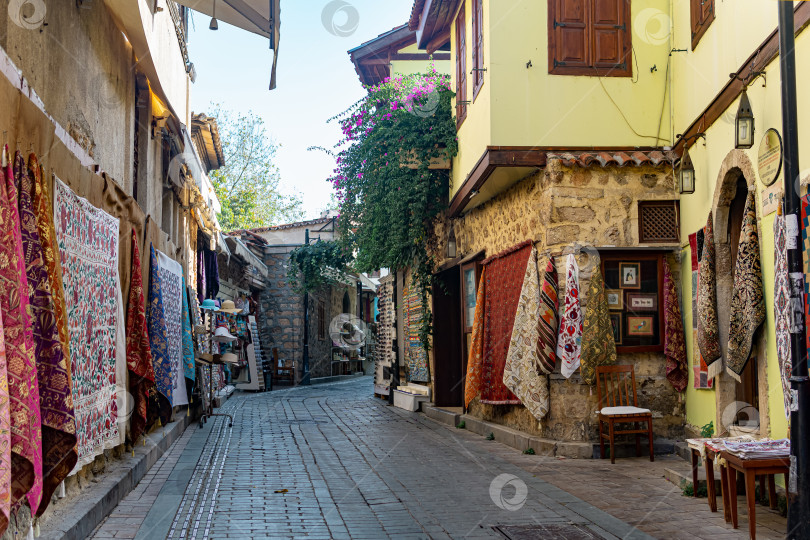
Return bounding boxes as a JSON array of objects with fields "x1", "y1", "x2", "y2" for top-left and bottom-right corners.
[
  {"x1": 550, "y1": 0, "x2": 590, "y2": 71},
  {"x1": 455, "y1": 5, "x2": 467, "y2": 126},
  {"x1": 691, "y1": 0, "x2": 715, "y2": 50},
  {"x1": 591, "y1": 0, "x2": 630, "y2": 73},
  {"x1": 472, "y1": 0, "x2": 484, "y2": 96}
]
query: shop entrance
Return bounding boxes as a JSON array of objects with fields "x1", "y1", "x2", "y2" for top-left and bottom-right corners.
[{"x1": 432, "y1": 267, "x2": 463, "y2": 407}]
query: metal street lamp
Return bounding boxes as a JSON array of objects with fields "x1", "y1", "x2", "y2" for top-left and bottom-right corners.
[
  {"x1": 447, "y1": 224, "x2": 457, "y2": 258},
  {"x1": 735, "y1": 89, "x2": 755, "y2": 149},
  {"x1": 678, "y1": 149, "x2": 696, "y2": 195}
]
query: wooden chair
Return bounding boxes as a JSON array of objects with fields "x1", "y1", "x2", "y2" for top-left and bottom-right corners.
[
  {"x1": 596, "y1": 365, "x2": 654, "y2": 464},
  {"x1": 272, "y1": 348, "x2": 294, "y2": 384}
]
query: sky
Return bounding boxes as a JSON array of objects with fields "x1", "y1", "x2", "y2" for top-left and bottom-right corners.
[{"x1": 187, "y1": 0, "x2": 414, "y2": 221}]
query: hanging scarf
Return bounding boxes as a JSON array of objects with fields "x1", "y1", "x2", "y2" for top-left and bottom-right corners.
[
  {"x1": 726, "y1": 191, "x2": 765, "y2": 382},
  {"x1": 148, "y1": 244, "x2": 172, "y2": 425},
  {"x1": 181, "y1": 277, "x2": 195, "y2": 381},
  {"x1": 502, "y1": 247, "x2": 551, "y2": 420},
  {"x1": 22, "y1": 155, "x2": 77, "y2": 517},
  {"x1": 557, "y1": 254, "x2": 583, "y2": 379},
  {"x1": 0, "y1": 311, "x2": 9, "y2": 535},
  {"x1": 5, "y1": 151, "x2": 42, "y2": 511},
  {"x1": 775, "y1": 211, "x2": 793, "y2": 418},
  {"x1": 536, "y1": 257, "x2": 559, "y2": 375},
  {"x1": 663, "y1": 260, "x2": 688, "y2": 392},
  {"x1": 697, "y1": 212, "x2": 721, "y2": 375},
  {"x1": 802, "y1": 195, "x2": 810, "y2": 367},
  {"x1": 580, "y1": 266, "x2": 616, "y2": 386},
  {"x1": 464, "y1": 268, "x2": 486, "y2": 408},
  {"x1": 197, "y1": 249, "x2": 206, "y2": 304},
  {"x1": 126, "y1": 232, "x2": 155, "y2": 444}
]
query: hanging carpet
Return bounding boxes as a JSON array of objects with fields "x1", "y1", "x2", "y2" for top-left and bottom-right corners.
[
  {"x1": 181, "y1": 277, "x2": 196, "y2": 382},
  {"x1": 557, "y1": 254, "x2": 583, "y2": 379},
  {"x1": 156, "y1": 250, "x2": 189, "y2": 407},
  {"x1": 663, "y1": 260, "x2": 688, "y2": 392},
  {"x1": 148, "y1": 245, "x2": 173, "y2": 424},
  {"x1": 697, "y1": 212, "x2": 721, "y2": 377},
  {"x1": 579, "y1": 265, "x2": 616, "y2": 386},
  {"x1": 775, "y1": 210, "x2": 793, "y2": 418}
]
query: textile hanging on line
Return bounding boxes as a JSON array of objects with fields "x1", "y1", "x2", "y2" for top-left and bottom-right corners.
[
  {"x1": 775, "y1": 210, "x2": 793, "y2": 418},
  {"x1": 536, "y1": 257, "x2": 559, "y2": 375},
  {"x1": 697, "y1": 212, "x2": 721, "y2": 376},
  {"x1": 579, "y1": 266, "x2": 616, "y2": 386},
  {"x1": 663, "y1": 260, "x2": 688, "y2": 392},
  {"x1": 54, "y1": 176, "x2": 124, "y2": 471},
  {"x1": 502, "y1": 246, "x2": 551, "y2": 421},
  {"x1": 557, "y1": 254, "x2": 583, "y2": 379},
  {"x1": 689, "y1": 231, "x2": 712, "y2": 390},
  {"x1": 147, "y1": 245, "x2": 173, "y2": 425},
  {"x1": 0, "y1": 312, "x2": 10, "y2": 534},
  {"x1": 3, "y1": 149, "x2": 41, "y2": 509},
  {"x1": 22, "y1": 156, "x2": 77, "y2": 517},
  {"x1": 125, "y1": 231, "x2": 155, "y2": 445},
  {"x1": 156, "y1": 251, "x2": 189, "y2": 407},
  {"x1": 479, "y1": 241, "x2": 532, "y2": 404},
  {"x1": 181, "y1": 277, "x2": 196, "y2": 382},
  {"x1": 464, "y1": 267, "x2": 486, "y2": 408},
  {"x1": 726, "y1": 191, "x2": 765, "y2": 382}
]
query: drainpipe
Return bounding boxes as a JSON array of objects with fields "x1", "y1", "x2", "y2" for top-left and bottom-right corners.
[{"x1": 778, "y1": 4, "x2": 809, "y2": 536}]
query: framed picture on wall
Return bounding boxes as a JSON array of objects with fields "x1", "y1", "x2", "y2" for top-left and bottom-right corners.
[
  {"x1": 627, "y1": 292, "x2": 658, "y2": 311},
  {"x1": 606, "y1": 289, "x2": 623, "y2": 310},
  {"x1": 619, "y1": 262, "x2": 641, "y2": 289},
  {"x1": 610, "y1": 313, "x2": 622, "y2": 345},
  {"x1": 627, "y1": 316, "x2": 655, "y2": 337}
]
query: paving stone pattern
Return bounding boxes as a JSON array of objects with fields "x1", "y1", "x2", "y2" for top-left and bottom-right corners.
[{"x1": 91, "y1": 377, "x2": 783, "y2": 539}]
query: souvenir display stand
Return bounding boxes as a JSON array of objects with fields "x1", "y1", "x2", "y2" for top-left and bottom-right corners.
[
  {"x1": 236, "y1": 316, "x2": 266, "y2": 391},
  {"x1": 196, "y1": 306, "x2": 234, "y2": 429}
]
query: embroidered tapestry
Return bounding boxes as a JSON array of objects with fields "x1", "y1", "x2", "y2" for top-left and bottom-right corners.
[
  {"x1": 689, "y1": 231, "x2": 712, "y2": 390},
  {"x1": 125, "y1": 232, "x2": 155, "y2": 444},
  {"x1": 557, "y1": 254, "x2": 583, "y2": 379},
  {"x1": 536, "y1": 257, "x2": 559, "y2": 375},
  {"x1": 54, "y1": 177, "x2": 123, "y2": 470},
  {"x1": 775, "y1": 212, "x2": 793, "y2": 418},
  {"x1": 503, "y1": 246, "x2": 550, "y2": 420},
  {"x1": 580, "y1": 266, "x2": 616, "y2": 386},
  {"x1": 157, "y1": 250, "x2": 189, "y2": 407},
  {"x1": 0, "y1": 312, "x2": 10, "y2": 534},
  {"x1": 697, "y1": 212, "x2": 721, "y2": 375},
  {"x1": 663, "y1": 260, "x2": 688, "y2": 392},
  {"x1": 479, "y1": 241, "x2": 531, "y2": 404},
  {"x1": 181, "y1": 278, "x2": 195, "y2": 382},
  {"x1": 4, "y1": 150, "x2": 41, "y2": 508},
  {"x1": 23, "y1": 158, "x2": 77, "y2": 516},
  {"x1": 148, "y1": 245, "x2": 173, "y2": 424},
  {"x1": 726, "y1": 191, "x2": 765, "y2": 382},
  {"x1": 464, "y1": 268, "x2": 486, "y2": 408}
]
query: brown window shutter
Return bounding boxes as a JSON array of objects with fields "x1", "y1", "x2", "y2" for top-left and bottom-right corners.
[
  {"x1": 591, "y1": 0, "x2": 629, "y2": 71},
  {"x1": 455, "y1": 5, "x2": 467, "y2": 126},
  {"x1": 472, "y1": 0, "x2": 484, "y2": 93},
  {"x1": 691, "y1": 0, "x2": 715, "y2": 49},
  {"x1": 551, "y1": 0, "x2": 590, "y2": 71}
]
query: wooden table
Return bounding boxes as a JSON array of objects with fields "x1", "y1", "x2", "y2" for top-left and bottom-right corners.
[
  {"x1": 690, "y1": 445, "x2": 726, "y2": 516},
  {"x1": 720, "y1": 451, "x2": 789, "y2": 540}
]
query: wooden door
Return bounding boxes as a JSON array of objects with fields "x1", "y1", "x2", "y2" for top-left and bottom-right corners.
[{"x1": 433, "y1": 267, "x2": 463, "y2": 407}]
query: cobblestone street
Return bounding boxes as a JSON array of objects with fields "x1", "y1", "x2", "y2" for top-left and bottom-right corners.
[{"x1": 90, "y1": 377, "x2": 785, "y2": 539}]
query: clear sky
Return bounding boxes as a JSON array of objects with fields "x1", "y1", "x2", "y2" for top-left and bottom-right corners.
[{"x1": 187, "y1": 0, "x2": 413, "y2": 221}]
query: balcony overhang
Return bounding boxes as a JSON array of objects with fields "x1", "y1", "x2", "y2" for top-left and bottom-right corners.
[{"x1": 409, "y1": 0, "x2": 459, "y2": 53}]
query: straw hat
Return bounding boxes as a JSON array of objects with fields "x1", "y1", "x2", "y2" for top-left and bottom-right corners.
[
  {"x1": 220, "y1": 352, "x2": 238, "y2": 364},
  {"x1": 220, "y1": 300, "x2": 242, "y2": 314}
]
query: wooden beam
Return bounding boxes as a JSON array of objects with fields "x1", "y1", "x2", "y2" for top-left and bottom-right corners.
[{"x1": 675, "y1": 1, "x2": 810, "y2": 154}]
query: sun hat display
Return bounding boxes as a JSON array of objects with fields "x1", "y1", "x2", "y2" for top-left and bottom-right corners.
[
  {"x1": 220, "y1": 300, "x2": 242, "y2": 314},
  {"x1": 200, "y1": 299, "x2": 219, "y2": 311},
  {"x1": 220, "y1": 352, "x2": 238, "y2": 364},
  {"x1": 214, "y1": 324, "x2": 237, "y2": 343}
]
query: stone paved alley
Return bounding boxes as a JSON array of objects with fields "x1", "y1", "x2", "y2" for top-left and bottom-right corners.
[{"x1": 90, "y1": 377, "x2": 786, "y2": 539}]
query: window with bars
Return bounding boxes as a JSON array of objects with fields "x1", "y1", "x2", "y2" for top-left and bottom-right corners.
[{"x1": 638, "y1": 201, "x2": 680, "y2": 243}]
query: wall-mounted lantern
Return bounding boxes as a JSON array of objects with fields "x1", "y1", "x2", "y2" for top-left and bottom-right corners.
[{"x1": 735, "y1": 89, "x2": 755, "y2": 149}]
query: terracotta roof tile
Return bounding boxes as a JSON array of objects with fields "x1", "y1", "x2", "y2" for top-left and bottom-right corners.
[{"x1": 546, "y1": 150, "x2": 678, "y2": 169}]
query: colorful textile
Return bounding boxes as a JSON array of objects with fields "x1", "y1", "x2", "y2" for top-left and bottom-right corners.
[
  {"x1": 802, "y1": 195, "x2": 810, "y2": 361},
  {"x1": 197, "y1": 250, "x2": 206, "y2": 303},
  {"x1": 580, "y1": 267, "x2": 616, "y2": 386},
  {"x1": 0, "y1": 311, "x2": 10, "y2": 534},
  {"x1": 536, "y1": 257, "x2": 559, "y2": 375},
  {"x1": 464, "y1": 268, "x2": 486, "y2": 408},
  {"x1": 557, "y1": 254, "x2": 583, "y2": 379},
  {"x1": 54, "y1": 177, "x2": 123, "y2": 468},
  {"x1": 479, "y1": 241, "x2": 532, "y2": 405},
  {"x1": 689, "y1": 231, "x2": 713, "y2": 390},
  {"x1": 403, "y1": 276, "x2": 430, "y2": 382},
  {"x1": 4, "y1": 151, "x2": 41, "y2": 508},
  {"x1": 181, "y1": 278, "x2": 195, "y2": 382},
  {"x1": 23, "y1": 156, "x2": 77, "y2": 516},
  {"x1": 663, "y1": 260, "x2": 688, "y2": 392},
  {"x1": 726, "y1": 191, "x2": 765, "y2": 382},
  {"x1": 697, "y1": 212, "x2": 721, "y2": 375},
  {"x1": 125, "y1": 232, "x2": 155, "y2": 444},
  {"x1": 503, "y1": 247, "x2": 550, "y2": 420},
  {"x1": 203, "y1": 248, "x2": 219, "y2": 300},
  {"x1": 775, "y1": 212, "x2": 793, "y2": 418},
  {"x1": 148, "y1": 245, "x2": 173, "y2": 423},
  {"x1": 157, "y1": 251, "x2": 189, "y2": 406}
]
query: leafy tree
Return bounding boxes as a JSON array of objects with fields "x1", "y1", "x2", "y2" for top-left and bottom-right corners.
[{"x1": 208, "y1": 105, "x2": 303, "y2": 231}]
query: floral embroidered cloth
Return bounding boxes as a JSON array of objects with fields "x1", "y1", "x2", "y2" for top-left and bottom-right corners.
[
  {"x1": 126, "y1": 232, "x2": 155, "y2": 444},
  {"x1": 3, "y1": 150, "x2": 41, "y2": 508},
  {"x1": 663, "y1": 260, "x2": 688, "y2": 392},
  {"x1": 726, "y1": 191, "x2": 765, "y2": 382},
  {"x1": 0, "y1": 311, "x2": 10, "y2": 534},
  {"x1": 775, "y1": 212, "x2": 793, "y2": 418},
  {"x1": 479, "y1": 241, "x2": 531, "y2": 405},
  {"x1": 54, "y1": 177, "x2": 124, "y2": 470},
  {"x1": 688, "y1": 231, "x2": 713, "y2": 390},
  {"x1": 157, "y1": 250, "x2": 189, "y2": 407},
  {"x1": 580, "y1": 266, "x2": 616, "y2": 386},
  {"x1": 536, "y1": 257, "x2": 559, "y2": 375},
  {"x1": 557, "y1": 254, "x2": 583, "y2": 379},
  {"x1": 503, "y1": 246, "x2": 551, "y2": 420},
  {"x1": 464, "y1": 268, "x2": 486, "y2": 408},
  {"x1": 23, "y1": 157, "x2": 77, "y2": 516},
  {"x1": 697, "y1": 213, "x2": 721, "y2": 376},
  {"x1": 181, "y1": 278, "x2": 196, "y2": 382},
  {"x1": 148, "y1": 245, "x2": 173, "y2": 424}
]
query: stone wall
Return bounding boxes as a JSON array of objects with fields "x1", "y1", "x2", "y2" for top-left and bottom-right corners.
[
  {"x1": 259, "y1": 249, "x2": 304, "y2": 380},
  {"x1": 430, "y1": 161, "x2": 686, "y2": 443},
  {"x1": 308, "y1": 288, "x2": 332, "y2": 379}
]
